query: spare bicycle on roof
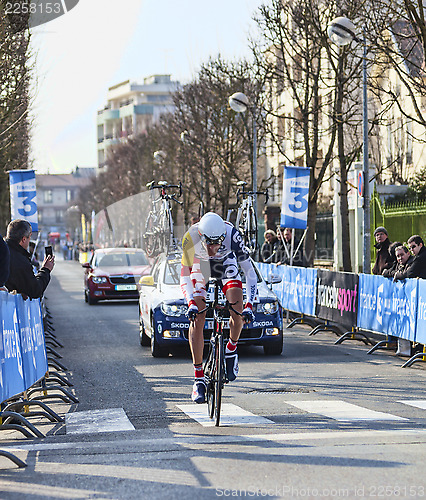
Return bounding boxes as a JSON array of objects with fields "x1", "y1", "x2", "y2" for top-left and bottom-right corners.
[{"x1": 143, "y1": 180, "x2": 182, "y2": 257}]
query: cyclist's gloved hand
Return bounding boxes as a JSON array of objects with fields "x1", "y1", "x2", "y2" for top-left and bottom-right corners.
[
  {"x1": 186, "y1": 300, "x2": 198, "y2": 321},
  {"x1": 242, "y1": 303, "x2": 255, "y2": 324}
]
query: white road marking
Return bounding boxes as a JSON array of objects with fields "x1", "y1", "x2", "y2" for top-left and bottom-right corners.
[
  {"x1": 65, "y1": 408, "x2": 135, "y2": 434},
  {"x1": 177, "y1": 403, "x2": 275, "y2": 427},
  {"x1": 284, "y1": 400, "x2": 408, "y2": 421},
  {"x1": 399, "y1": 400, "x2": 426, "y2": 410},
  {"x1": 5, "y1": 429, "x2": 426, "y2": 454}
]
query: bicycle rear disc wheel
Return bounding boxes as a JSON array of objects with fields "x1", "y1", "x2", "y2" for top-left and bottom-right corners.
[
  {"x1": 246, "y1": 206, "x2": 258, "y2": 255},
  {"x1": 214, "y1": 335, "x2": 224, "y2": 426}
]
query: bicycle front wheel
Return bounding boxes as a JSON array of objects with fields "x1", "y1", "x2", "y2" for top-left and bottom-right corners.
[
  {"x1": 214, "y1": 334, "x2": 224, "y2": 426},
  {"x1": 204, "y1": 339, "x2": 216, "y2": 419}
]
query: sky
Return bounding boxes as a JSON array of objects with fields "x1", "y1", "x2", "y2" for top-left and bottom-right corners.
[{"x1": 30, "y1": 0, "x2": 263, "y2": 175}]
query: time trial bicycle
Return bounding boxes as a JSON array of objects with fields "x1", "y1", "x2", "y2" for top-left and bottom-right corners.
[{"x1": 193, "y1": 278, "x2": 243, "y2": 427}]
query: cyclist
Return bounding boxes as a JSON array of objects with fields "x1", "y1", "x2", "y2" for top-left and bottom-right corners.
[{"x1": 180, "y1": 212, "x2": 257, "y2": 403}]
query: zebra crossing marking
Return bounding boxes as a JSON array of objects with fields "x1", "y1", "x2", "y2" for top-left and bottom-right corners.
[
  {"x1": 177, "y1": 403, "x2": 275, "y2": 427},
  {"x1": 284, "y1": 400, "x2": 407, "y2": 421},
  {"x1": 399, "y1": 400, "x2": 426, "y2": 410},
  {"x1": 65, "y1": 408, "x2": 135, "y2": 434}
]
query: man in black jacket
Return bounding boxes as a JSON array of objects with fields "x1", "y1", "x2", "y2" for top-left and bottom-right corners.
[
  {"x1": 5, "y1": 219, "x2": 55, "y2": 299},
  {"x1": 392, "y1": 245, "x2": 415, "y2": 281},
  {"x1": 405, "y1": 235, "x2": 426, "y2": 279},
  {"x1": 372, "y1": 226, "x2": 393, "y2": 275}
]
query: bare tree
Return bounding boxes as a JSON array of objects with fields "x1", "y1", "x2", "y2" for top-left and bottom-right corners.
[
  {"x1": 173, "y1": 56, "x2": 264, "y2": 218},
  {"x1": 0, "y1": 3, "x2": 31, "y2": 229},
  {"x1": 253, "y1": 0, "x2": 374, "y2": 270},
  {"x1": 253, "y1": 0, "x2": 339, "y2": 266}
]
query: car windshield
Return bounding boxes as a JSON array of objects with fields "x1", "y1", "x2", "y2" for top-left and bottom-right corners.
[
  {"x1": 164, "y1": 259, "x2": 262, "y2": 285},
  {"x1": 95, "y1": 252, "x2": 148, "y2": 267}
]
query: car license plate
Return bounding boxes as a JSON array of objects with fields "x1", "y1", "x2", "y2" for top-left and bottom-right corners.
[
  {"x1": 115, "y1": 284, "x2": 137, "y2": 291},
  {"x1": 205, "y1": 319, "x2": 230, "y2": 329}
]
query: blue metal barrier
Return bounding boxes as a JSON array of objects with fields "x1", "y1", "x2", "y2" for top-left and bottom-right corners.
[{"x1": 0, "y1": 292, "x2": 47, "y2": 404}]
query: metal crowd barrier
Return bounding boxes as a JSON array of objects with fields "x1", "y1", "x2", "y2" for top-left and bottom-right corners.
[
  {"x1": 256, "y1": 263, "x2": 426, "y2": 368},
  {"x1": 0, "y1": 292, "x2": 77, "y2": 468}
]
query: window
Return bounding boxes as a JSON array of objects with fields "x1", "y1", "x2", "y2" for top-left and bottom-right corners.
[
  {"x1": 66, "y1": 189, "x2": 74, "y2": 202},
  {"x1": 55, "y1": 210, "x2": 64, "y2": 222},
  {"x1": 44, "y1": 190, "x2": 53, "y2": 203}
]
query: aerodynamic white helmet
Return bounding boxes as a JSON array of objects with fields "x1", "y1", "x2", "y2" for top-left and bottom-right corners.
[{"x1": 198, "y1": 212, "x2": 226, "y2": 246}]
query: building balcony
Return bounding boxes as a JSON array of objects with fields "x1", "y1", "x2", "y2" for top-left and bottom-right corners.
[
  {"x1": 97, "y1": 108, "x2": 120, "y2": 123},
  {"x1": 119, "y1": 103, "x2": 154, "y2": 118}
]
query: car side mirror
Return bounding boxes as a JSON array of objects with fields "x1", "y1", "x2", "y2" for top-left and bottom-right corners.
[
  {"x1": 139, "y1": 275, "x2": 155, "y2": 286},
  {"x1": 265, "y1": 274, "x2": 282, "y2": 284},
  {"x1": 82, "y1": 262, "x2": 91, "y2": 269}
]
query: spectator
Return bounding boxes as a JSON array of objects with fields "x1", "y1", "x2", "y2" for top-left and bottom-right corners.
[
  {"x1": 392, "y1": 245, "x2": 415, "y2": 282},
  {"x1": 5, "y1": 219, "x2": 55, "y2": 299},
  {"x1": 372, "y1": 226, "x2": 393, "y2": 275},
  {"x1": 382, "y1": 241, "x2": 402, "y2": 278},
  {"x1": 190, "y1": 215, "x2": 200, "y2": 225},
  {"x1": 260, "y1": 230, "x2": 278, "y2": 263},
  {"x1": 393, "y1": 237, "x2": 426, "y2": 356},
  {"x1": 276, "y1": 227, "x2": 304, "y2": 266},
  {"x1": 405, "y1": 235, "x2": 426, "y2": 279},
  {"x1": 0, "y1": 232, "x2": 10, "y2": 290}
]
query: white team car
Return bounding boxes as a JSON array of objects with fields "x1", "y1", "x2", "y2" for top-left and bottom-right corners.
[{"x1": 138, "y1": 252, "x2": 283, "y2": 357}]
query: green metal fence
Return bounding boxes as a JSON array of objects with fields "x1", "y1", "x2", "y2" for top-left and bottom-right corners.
[{"x1": 372, "y1": 193, "x2": 426, "y2": 248}]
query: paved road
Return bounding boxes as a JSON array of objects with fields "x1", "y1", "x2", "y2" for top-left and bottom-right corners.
[{"x1": 0, "y1": 259, "x2": 425, "y2": 499}]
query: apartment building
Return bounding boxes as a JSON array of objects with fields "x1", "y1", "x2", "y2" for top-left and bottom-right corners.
[{"x1": 97, "y1": 74, "x2": 179, "y2": 169}]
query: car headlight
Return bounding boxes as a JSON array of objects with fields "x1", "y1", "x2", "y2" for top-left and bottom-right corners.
[
  {"x1": 161, "y1": 303, "x2": 187, "y2": 317},
  {"x1": 92, "y1": 276, "x2": 108, "y2": 284},
  {"x1": 256, "y1": 301, "x2": 278, "y2": 315}
]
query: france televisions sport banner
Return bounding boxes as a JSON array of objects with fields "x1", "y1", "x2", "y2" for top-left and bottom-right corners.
[
  {"x1": 0, "y1": 291, "x2": 25, "y2": 403},
  {"x1": 315, "y1": 270, "x2": 359, "y2": 330},
  {"x1": 357, "y1": 274, "x2": 417, "y2": 341},
  {"x1": 9, "y1": 169, "x2": 38, "y2": 232},
  {"x1": 280, "y1": 166, "x2": 310, "y2": 229},
  {"x1": 416, "y1": 279, "x2": 426, "y2": 344},
  {"x1": 282, "y1": 266, "x2": 317, "y2": 316}
]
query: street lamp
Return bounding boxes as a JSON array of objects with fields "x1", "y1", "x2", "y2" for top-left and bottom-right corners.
[
  {"x1": 328, "y1": 17, "x2": 370, "y2": 274},
  {"x1": 228, "y1": 92, "x2": 258, "y2": 209}
]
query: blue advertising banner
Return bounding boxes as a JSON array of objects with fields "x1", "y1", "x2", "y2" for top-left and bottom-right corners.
[
  {"x1": 416, "y1": 279, "x2": 426, "y2": 344},
  {"x1": 357, "y1": 274, "x2": 417, "y2": 341},
  {"x1": 15, "y1": 296, "x2": 47, "y2": 389},
  {"x1": 9, "y1": 169, "x2": 38, "y2": 232},
  {"x1": 28, "y1": 298, "x2": 48, "y2": 379},
  {"x1": 0, "y1": 292, "x2": 25, "y2": 403},
  {"x1": 282, "y1": 266, "x2": 317, "y2": 315},
  {"x1": 280, "y1": 166, "x2": 310, "y2": 229}
]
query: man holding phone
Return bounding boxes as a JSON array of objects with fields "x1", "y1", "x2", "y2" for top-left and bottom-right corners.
[{"x1": 5, "y1": 219, "x2": 55, "y2": 299}]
